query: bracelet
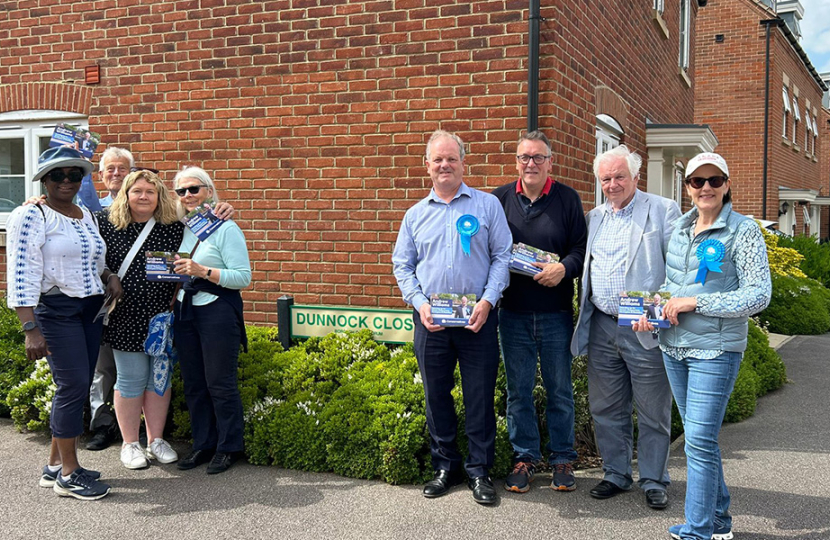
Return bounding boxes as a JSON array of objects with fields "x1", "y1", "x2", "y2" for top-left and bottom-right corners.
[{"x1": 106, "y1": 273, "x2": 118, "y2": 283}]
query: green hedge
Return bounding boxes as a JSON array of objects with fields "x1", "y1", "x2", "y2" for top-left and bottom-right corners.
[
  {"x1": 1, "y1": 304, "x2": 786, "y2": 483},
  {"x1": 758, "y1": 274, "x2": 830, "y2": 335},
  {"x1": 777, "y1": 235, "x2": 830, "y2": 288}
]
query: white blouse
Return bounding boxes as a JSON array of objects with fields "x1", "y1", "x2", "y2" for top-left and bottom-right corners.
[{"x1": 6, "y1": 204, "x2": 107, "y2": 308}]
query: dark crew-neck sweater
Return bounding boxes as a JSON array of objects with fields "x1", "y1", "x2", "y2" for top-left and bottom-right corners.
[{"x1": 492, "y1": 180, "x2": 587, "y2": 313}]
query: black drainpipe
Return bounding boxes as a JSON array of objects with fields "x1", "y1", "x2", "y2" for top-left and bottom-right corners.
[
  {"x1": 527, "y1": 0, "x2": 542, "y2": 132},
  {"x1": 760, "y1": 18, "x2": 782, "y2": 220}
]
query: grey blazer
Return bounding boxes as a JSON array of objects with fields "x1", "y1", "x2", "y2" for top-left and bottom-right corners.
[{"x1": 571, "y1": 190, "x2": 681, "y2": 356}]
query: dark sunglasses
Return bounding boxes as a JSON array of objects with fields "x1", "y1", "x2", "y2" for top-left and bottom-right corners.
[
  {"x1": 45, "y1": 169, "x2": 85, "y2": 183},
  {"x1": 174, "y1": 185, "x2": 207, "y2": 197},
  {"x1": 685, "y1": 175, "x2": 728, "y2": 189},
  {"x1": 131, "y1": 166, "x2": 160, "y2": 174}
]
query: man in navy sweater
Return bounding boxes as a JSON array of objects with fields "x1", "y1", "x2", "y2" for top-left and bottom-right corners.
[{"x1": 492, "y1": 131, "x2": 587, "y2": 494}]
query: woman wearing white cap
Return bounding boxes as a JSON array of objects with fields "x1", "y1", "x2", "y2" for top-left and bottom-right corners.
[
  {"x1": 634, "y1": 152, "x2": 771, "y2": 539},
  {"x1": 5, "y1": 146, "x2": 123, "y2": 500}
]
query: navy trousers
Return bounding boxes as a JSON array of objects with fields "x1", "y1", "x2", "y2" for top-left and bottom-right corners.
[
  {"x1": 413, "y1": 309, "x2": 500, "y2": 478},
  {"x1": 174, "y1": 300, "x2": 244, "y2": 453},
  {"x1": 35, "y1": 293, "x2": 104, "y2": 438}
]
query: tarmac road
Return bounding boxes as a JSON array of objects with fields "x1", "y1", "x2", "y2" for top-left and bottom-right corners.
[{"x1": 1, "y1": 334, "x2": 828, "y2": 539}]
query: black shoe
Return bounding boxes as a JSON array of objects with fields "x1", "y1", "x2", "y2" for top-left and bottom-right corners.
[
  {"x1": 423, "y1": 469, "x2": 464, "y2": 498},
  {"x1": 177, "y1": 449, "x2": 214, "y2": 471},
  {"x1": 645, "y1": 488, "x2": 669, "y2": 509},
  {"x1": 468, "y1": 476, "x2": 497, "y2": 505},
  {"x1": 206, "y1": 452, "x2": 239, "y2": 474},
  {"x1": 589, "y1": 480, "x2": 628, "y2": 499},
  {"x1": 85, "y1": 425, "x2": 118, "y2": 451}
]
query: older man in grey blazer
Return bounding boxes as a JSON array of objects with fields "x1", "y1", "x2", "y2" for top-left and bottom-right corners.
[{"x1": 571, "y1": 145, "x2": 681, "y2": 510}]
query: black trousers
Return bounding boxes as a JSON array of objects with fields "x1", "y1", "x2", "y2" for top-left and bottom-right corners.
[
  {"x1": 174, "y1": 300, "x2": 244, "y2": 453},
  {"x1": 35, "y1": 293, "x2": 104, "y2": 438},
  {"x1": 413, "y1": 309, "x2": 500, "y2": 478}
]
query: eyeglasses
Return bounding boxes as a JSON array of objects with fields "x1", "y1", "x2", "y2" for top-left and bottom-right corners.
[
  {"x1": 45, "y1": 169, "x2": 85, "y2": 183},
  {"x1": 516, "y1": 154, "x2": 550, "y2": 165},
  {"x1": 131, "y1": 166, "x2": 160, "y2": 174},
  {"x1": 685, "y1": 175, "x2": 728, "y2": 189},
  {"x1": 174, "y1": 185, "x2": 207, "y2": 197}
]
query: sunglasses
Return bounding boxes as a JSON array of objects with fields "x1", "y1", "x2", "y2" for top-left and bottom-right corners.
[
  {"x1": 174, "y1": 185, "x2": 207, "y2": 197},
  {"x1": 685, "y1": 175, "x2": 728, "y2": 189},
  {"x1": 45, "y1": 169, "x2": 85, "y2": 183}
]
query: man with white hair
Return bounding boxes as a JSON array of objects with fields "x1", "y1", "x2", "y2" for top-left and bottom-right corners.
[{"x1": 571, "y1": 145, "x2": 680, "y2": 510}]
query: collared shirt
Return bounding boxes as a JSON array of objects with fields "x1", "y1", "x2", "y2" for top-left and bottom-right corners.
[
  {"x1": 100, "y1": 194, "x2": 114, "y2": 208},
  {"x1": 589, "y1": 192, "x2": 638, "y2": 315},
  {"x1": 516, "y1": 176, "x2": 553, "y2": 215},
  {"x1": 392, "y1": 182, "x2": 512, "y2": 311}
]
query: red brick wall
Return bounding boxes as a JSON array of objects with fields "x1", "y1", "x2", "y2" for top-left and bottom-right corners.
[
  {"x1": 696, "y1": 0, "x2": 825, "y2": 233},
  {"x1": 821, "y1": 107, "x2": 830, "y2": 239},
  {"x1": 0, "y1": 0, "x2": 697, "y2": 321}
]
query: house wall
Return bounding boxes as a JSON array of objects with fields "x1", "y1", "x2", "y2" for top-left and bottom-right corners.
[{"x1": 0, "y1": 0, "x2": 697, "y2": 320}]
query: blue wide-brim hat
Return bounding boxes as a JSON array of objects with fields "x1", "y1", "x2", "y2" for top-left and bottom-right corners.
[{"x1": 32, "y1": 146, "x2": 94, "y2": 182}]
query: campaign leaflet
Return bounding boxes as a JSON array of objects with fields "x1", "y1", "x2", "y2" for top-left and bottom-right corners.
[
  {"x1": 146, "y1": 251, "x2": 190, "y2": 282},
  {"x1": 430, "y1": 293, "x2": 477, "y2": 327},
  {"x1": 617, "y1": 291, "x2": 672, "y2": 329},
  {"x1": 509, "y1": 242, "x2": 560, "y2": 276},
  {"x1": 49, "y1": 123, "x2": 101, "y2": 159},
  {"x1": 183, "y1": 198, "x2": 225, "y2": 241}
]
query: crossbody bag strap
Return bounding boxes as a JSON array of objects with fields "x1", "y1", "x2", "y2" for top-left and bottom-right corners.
[{"x1": 118, "y1": 217, "x2": 157, "y2": 280}]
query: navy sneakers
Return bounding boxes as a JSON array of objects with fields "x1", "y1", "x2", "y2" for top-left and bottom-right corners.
[{"x1": 53, "y1": 468, "x2": 111, "y2": 500}]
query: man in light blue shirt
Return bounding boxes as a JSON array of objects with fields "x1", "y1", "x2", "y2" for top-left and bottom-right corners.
[{"x1": 393, "y1": 130, "x2": 511, "y2": 505}]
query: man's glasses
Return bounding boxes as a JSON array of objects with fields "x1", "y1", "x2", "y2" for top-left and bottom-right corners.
[
  {"x1": 131, "y1": 166, "x2": 160, "y2": 174},
  {"x1": 45, "y1": 169, "x2": 85, "y2": 183},
  {"x1": 516, "y1": 154, "x2": 550, "y2": 165},
  {"x1": 685, "y1": 175, "x2": 728, "y2": 189},
  {"x1": 174, "y1": 185, "x2": 207, "y2": 196}
]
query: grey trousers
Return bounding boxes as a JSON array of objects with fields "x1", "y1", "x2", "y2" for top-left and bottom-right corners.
[
  {"x1": 89, "y1": 343, "x2": 116, "y2": 430},
  {"x1": 587, "y1": 311, "x2": 672, "y2": 491}
]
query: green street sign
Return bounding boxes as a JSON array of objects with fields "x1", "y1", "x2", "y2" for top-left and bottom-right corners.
[{"x1": 290, "y1": 304, "x2": 414, "y2": 343}]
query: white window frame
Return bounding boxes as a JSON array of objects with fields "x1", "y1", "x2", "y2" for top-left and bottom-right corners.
[
  {"x1": 654, "y1": 0, "x2": 665, "y2": 15},
  {"x1": 595, "y1": 115, "x2": 623, "y2": 206},
  {"x1": 792, "y1": 96, "x2": 800, "y2": 145},
  {"x1": 806, "y1": 113, "x2": 813, "y2": 154},
  {"x1": 782, "y1": 86, "x2": 791, "y2": 139},
  {"x1": 679, "y1": 0, "x2": 691, "y2": 70},
  {"x1": 0, "y1": 111, "x2": 88, "y2": 228},
  {"x1": 813, "y1": 115, "x2": 818, "y2": 156}
]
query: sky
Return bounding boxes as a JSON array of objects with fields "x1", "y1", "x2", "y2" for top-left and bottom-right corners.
[{"x1": 799, "y1": 0, "x2": 830, "y2": 74}]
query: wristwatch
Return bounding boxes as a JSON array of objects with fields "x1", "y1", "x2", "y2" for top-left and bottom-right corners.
[
  {"x1": 207, "y1": 268, "x2": 213, "y2": 278},
  {"x1": 22, "y1": 321, "x2": 37, "y2": 332}
]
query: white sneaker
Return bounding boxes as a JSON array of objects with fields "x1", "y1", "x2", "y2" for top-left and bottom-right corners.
[
  {"x1": 146, "y1": 438, "x2": 178, "y2": 464},
  {"x1": 121, "y1": 441, "x2": 149, "y2": 469}
]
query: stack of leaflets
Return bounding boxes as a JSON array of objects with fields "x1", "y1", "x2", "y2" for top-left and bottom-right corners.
[
  {"x1": 430, "y1": 293, "x2": 477, "y2": 327},
  {"x1": 146, "y1": 251, "x2": 191, "y2": 282},
  {"x1": 617, "y1": 291, "x2": 672, "y2": 329},
  {"x1": 49, "y1": 123, "x2": 100, "y2": 159},
  {"x1": 183, "y1": 198, "x2": 225, "y2": 241},
  {"x1": 509, "y1": 242, "x2": 559, "y2": 276}
]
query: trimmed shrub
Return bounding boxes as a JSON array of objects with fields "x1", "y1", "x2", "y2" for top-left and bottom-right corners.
[
  {"x1": 758, "y1": 274, "x2": 830, "y2": 335},
  {"x1": 0, "y1": 301, "x2": 34, "y2": 417},
  {"x1": 777, "y1": 234, "x2": 830, "y2": 288},
  {"x1": 724, "y1": 361, "x2": 758, "y2": 423},
  {"x1": 760, "y1": 226, "x2": 806, "y2": 278},
  {"x1": 6, "y1": 358, "x2": 54, "y2": 432}
]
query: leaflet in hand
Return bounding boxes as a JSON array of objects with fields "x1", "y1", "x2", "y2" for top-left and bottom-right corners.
[
  {"x1": 509, "y1": 242, "x2": 560, "y2": 276},
  {"x1": 146, "y1": 251, "x2": 190, "y2": 282},
  {"x1": 183, "y1": 198, "x2": 225, "y2": 241},
  {"x1": 49, "y1": 123, "x2": 100, "y2": 159},
  {"x1": 430, "y1": 293, "x2": 477, "y2": 327},
  {"x1": 618, "y1": 291, "x2": 672, "y2": 329}
]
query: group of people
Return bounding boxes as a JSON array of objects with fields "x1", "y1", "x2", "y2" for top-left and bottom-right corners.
[
  {"x1": 6, "y1": 145, "x2": 252, "y2": 501},
  {"x1": 393, "y1": 130, "x2": 771, "y2": 540}
]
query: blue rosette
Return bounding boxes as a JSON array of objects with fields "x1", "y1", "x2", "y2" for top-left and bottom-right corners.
[
  {"x1": 456, "y1": 214, "x2": 479, "y2": 256},
  {"x1": 695, "y1": 239, "x2": 725, "y2": 285}
]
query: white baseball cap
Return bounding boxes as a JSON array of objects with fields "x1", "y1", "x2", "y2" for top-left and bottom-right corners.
[{"x1": 685, "y1": 152, "x2": 729, "y2": 178}]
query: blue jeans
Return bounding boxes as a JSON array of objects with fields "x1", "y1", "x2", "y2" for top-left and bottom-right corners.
[
  {"x1": 500, "y1": 309, "x2": 577, "y2": 464},
  {"x1": 663, "y1": 351, "x2": 741, "y2": 540}
]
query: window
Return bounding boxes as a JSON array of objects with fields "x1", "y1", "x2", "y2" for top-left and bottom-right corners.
[
  {"x1": 654, "y1": 0, "x2": 665, "y2": 14},
  {"x1": 806, "y1": 114, "x2": 813, "y2": 155},
  {"x1": 792, "y1": 96, "x2": 800, "y2": 146},
  {"x1": 679, "y1": 0, "x2": 690, "y2": 70},
  {"x1": 595, "y1": 114, "x2": 623, "y2": 206},
  {"x1": 813, "y1": 115, "x2": 818, "y2": 156},
  {"x1": 782, "y1": 86, "x2": 791, "y2": 139},
  {"x1": 0, "y1": 111, "x2": 88, "y2": 227}
]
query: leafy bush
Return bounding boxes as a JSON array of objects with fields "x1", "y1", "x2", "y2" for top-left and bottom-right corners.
[
  {"x1": 777, "y1": 234, "x2": 830, "y2": 288},
  {"x1": 758, "y1": 274, "x2": 830, "y2": 335},
  {"x1": 724, "y1": 361, "x2": 758, "y2": 423},
  {"x1": 6, "y1": 358, "x2": 55, "y2": 432},
  {"x1": 760, "y1": 226, "x2": 806, "y2": 278},
  {"x1": 0, "y1": 303, "x2": 31, "y2": 417}
]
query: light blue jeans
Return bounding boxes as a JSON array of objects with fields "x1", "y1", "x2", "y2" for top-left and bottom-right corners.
[
  {"x1": 663, "y1": 351, "x2": 741, "y2": 540},
  {"x1": 113, "y1": 349, "x2": 170, "y2": 398},
  {"x1": 499, "y1": 309, "x2": 577, "y2": 464}
]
